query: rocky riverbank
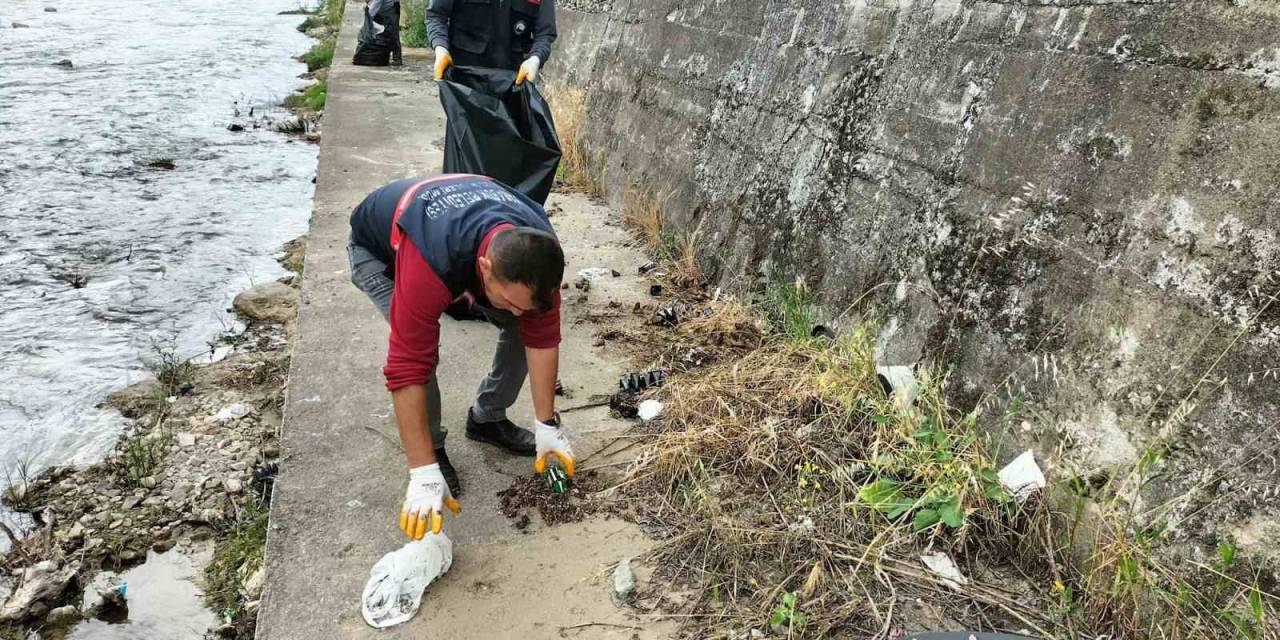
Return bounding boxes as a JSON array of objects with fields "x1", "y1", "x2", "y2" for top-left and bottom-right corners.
[{"x1": 0, "y1": 237, "x2": 305, "y2": 639}]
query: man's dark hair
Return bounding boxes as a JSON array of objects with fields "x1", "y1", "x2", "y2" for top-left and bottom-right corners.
[{"x1": 488, "y1": 227, "x2": 565, "y2": 312}]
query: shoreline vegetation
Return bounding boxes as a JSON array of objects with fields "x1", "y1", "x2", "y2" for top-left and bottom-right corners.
[{"x1": 283, "y1": 0, "x2": 344, "y2": 116}]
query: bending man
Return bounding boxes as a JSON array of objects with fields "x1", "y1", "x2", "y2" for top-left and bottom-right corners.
[{"x1": 347, "y1": 173, "x2": 576, "y2": 539}]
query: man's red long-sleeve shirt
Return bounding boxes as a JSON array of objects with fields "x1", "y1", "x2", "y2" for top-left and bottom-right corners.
[{"x1": 382, "y1": 224, "x2": 561, "y2": 391}]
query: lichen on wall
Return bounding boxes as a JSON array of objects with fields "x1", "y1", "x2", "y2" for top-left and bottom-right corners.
[{"x1": 551, "y1": 0, "x2": 1280, "y2": 572}]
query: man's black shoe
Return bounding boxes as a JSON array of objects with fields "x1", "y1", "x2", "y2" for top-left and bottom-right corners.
[
  {"x1": 390, "y1": 56, "x2": 403, "y2": 67},
  {"x1": 435, "y1": 447, "x2": 461, "y2": 497},
  {"x1": 465, "y1": 409, "x2": 535, "y2": 456}
]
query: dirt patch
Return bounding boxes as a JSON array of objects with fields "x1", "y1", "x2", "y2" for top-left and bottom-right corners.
[{"x1": 496, "y1": 472, "x2": 601, "y2": 529}]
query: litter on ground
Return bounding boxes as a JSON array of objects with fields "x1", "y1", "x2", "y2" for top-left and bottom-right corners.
[
  {"x1": 997, "y1": 449, "x2": 1046, "y2": 501},
  {"x1": 919, "y1": 552, "x2": 968, "y2": 591},
  {"x1": 637, "y1": 399, "x2": 663, "y2": 421},
  {"x1": 361, "y1": 534, "x2": 453, "y2": 629}
]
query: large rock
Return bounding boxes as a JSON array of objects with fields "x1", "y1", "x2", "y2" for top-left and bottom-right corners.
[
  {"x1": 232, "y1": 281, "x2": 298, "y2": 324},
  {"x1": 0, "y1": 561, "x2": 79, "y2": 622}
]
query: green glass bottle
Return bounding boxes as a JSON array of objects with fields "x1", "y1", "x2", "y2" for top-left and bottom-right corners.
[{"x1": 544, "y1": 459, "x2": 571, "y2": 494}]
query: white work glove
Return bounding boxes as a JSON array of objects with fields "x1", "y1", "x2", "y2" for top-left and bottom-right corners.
[
  {"x1": 516, "y1": 55, "x2": 541, "y2": 85},
  {"x1": 400, "y1": 463, "x2": 461, "y2": 540},
  {"x1": 433, "y1": 46, "x2": 452, "y2": 81},
  {"x1": 533, "y1": 418, "x2": 576, "y2": 476}
]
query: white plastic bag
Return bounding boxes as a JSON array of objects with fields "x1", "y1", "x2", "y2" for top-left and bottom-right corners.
[
  {"x1": 361, "y1": 533, "x2": 453, "y2": 629},
  {"x1": 998, "y1": 449, "x2": 1047, "y2": 502}
]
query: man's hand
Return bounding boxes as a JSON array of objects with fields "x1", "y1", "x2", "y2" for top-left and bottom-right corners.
[
  {"x1": 533, "y1": 419, "x2": 575, "y2": 476},
  {"x1": 516, "y1": 56, "x2": 541, "y2": 85},
  {"x1": 400, "y1": 463, "x2": 461, "y2": 539},
  {"x1": 433, "y1": 46, "x2": 452, "y2": 80}
]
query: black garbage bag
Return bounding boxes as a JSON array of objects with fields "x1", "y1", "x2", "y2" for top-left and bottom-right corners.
[
  {"x1": 438, "y1": 66, "x2": 561, "y2": 204},
  {"x1": 352, "y1": 6, "x2": 391, "y2": 66}
]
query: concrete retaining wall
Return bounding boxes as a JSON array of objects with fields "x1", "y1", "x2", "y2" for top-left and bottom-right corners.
[{"x1": 549, "y1": 0, "x2": 1280, "y2": 567}]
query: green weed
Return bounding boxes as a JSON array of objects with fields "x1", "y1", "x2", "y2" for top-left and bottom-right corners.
[
  {"x1": 144, "y1": 335, "x2": 196, "y2": 398},
  {"x1": 205, "y1": 504, "x2": 270, "y2": 624},
  {"x1": 121, "y1": 432, "x2": 169, "y2": 488},
  {"x1": 769, "y1": 591, "x2": 807, "y2": 635},
  {"x1": 285, "y1": 80, "x2": 327, "y2": 111},
  {"x1": 300, "y1": 38, "x2": 334, "y2": 71},
  {"x1": 401, "y1": 0, "x2": 429, "y2": 48}
]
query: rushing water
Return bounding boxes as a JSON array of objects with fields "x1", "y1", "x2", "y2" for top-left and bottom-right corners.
[{"x1": 0, "y1": 0, "x2": 316, "y2": 530}]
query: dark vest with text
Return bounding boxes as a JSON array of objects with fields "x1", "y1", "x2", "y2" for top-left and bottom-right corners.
[{"x1": 348, "y1": 174, "x2": 555, "y2": 293}]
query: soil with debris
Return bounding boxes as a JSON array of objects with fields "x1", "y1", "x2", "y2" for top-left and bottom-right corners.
[{"x1": 496, "y1": 471, "x2": 601, "y2": 528}]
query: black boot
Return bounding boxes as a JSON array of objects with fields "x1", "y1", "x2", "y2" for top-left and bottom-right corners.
[
  {"x1": 435, "y1": 447, "x2": 461, "y2": 497},
  {"x1": 465, "y1": 409, "x2": 535, "y2": 456}
]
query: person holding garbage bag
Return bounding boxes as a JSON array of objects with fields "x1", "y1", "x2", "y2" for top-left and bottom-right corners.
[
  {"x1": 347, "y1": 173, "x2": 576, "y2": 540},
  {"x1": 426, "y1": 0, "x2": 556, "y2": 84},
  {"x1": 353, "y1": 0, "x2": 404, "y2": 67},
  {"x1": 426, "y1": 0, "x2": 563, "y2": 207}
]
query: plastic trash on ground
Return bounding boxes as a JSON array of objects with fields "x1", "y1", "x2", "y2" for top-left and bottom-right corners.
[
  {"x1": 577, "y1": 267, "x2": 612, "y2": 280},
  {"x1": 919, "y1": 552, "x2": 968, "y2": 591},
  {"x1": 619, "y1": 370, "x2": 666, "y2": 392},
  {"x1": 637, "y1": 400, "x2": 663, "y2": 421},
  {"x1": 361, "y1": 534, "x2": 453, "y2": 629},
  {"x1": 997, "y1": 449, "x2": 1046, "y2": 501}
]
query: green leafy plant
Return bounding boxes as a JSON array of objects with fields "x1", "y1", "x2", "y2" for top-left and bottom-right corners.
[
  {"x1": 205, "y1": 505, "x2": 270, "y2": 622},
  {"x1": 769, "y1": 591, "x2": 806, "y2": 633},
  {"x1": 858, "y1": 478, "x2": 912, "y2": 519},
  {"x1": 285, "y1": 80, "x2": 328, "y2": 111},
  {"x1": 912, "y1": 493, "x2": 963, "y2": 531}
]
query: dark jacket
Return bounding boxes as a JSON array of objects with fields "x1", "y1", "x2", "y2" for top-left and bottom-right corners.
[
  {"x1": 425, "y1": 0, "x2": 556, "y2": 70},
  {"x1": 348, "y1": 173, "x2": 555, "y2": 292}
]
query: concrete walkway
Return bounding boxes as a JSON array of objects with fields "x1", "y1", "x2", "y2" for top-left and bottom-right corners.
[{"x1": 256, "y1": 4, "x2": 673, "y2": 638}]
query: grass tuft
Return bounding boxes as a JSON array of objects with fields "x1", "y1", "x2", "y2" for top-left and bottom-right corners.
[
  {"x1": 299, "y1": 38, "x2": 334, "y2": 72},
  {"x1": 205, "y1": 504, "x2": 269, "y2": 630},
  {"x1": 285, "y1": 80, "x2": 327, "y2": 111}
]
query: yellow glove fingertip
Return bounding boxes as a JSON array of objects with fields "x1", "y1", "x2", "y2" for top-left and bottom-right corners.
[
  {"x1": 534, "y1": 454, "x2": 548, "y2": 474},
  {"x1": 555, "y1": 452, "x2": 577, "y2": 477},
  {"x1": 400, "y1": 511, "x2": 409, "y2": 533},
  {"x1": 445, "y1": 497, "x2": 461, "y2": 514},
  {"x1": 431, "y1": 510, "x2": 444, "y2": 535},
  {"x1": 414, "y1": 515, "x2": 428, "y2": 540}
]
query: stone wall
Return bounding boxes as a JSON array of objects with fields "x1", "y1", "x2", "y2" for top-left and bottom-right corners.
[{"x1": 550, "y1": 0, "x2": 1280, "y2": 567}]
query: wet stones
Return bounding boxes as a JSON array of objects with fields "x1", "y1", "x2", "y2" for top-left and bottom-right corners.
[{"x1": 0, "y1": 561, "x2": 80, "y2": 622}]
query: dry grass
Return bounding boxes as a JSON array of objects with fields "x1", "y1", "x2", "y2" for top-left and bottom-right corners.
[
  {"x1": 622, "y1": 185, "x2": 664, "y2": 253},
  {"x1": 622, "y1": 185, "x2": 705, "y2": 290},
  {"x1": 602, "y1": 284, "x2": 1278, "y2": 639},
  {"x1": 545, "y1": 84, "x2": 600, "y2": 195}
]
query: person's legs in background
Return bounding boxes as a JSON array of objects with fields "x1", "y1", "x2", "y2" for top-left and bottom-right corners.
[{"x1": 388, "y1": 0, "x2": 403, "y2": 66}]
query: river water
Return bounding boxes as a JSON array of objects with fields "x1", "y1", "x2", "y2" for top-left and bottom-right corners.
[{"x1": 0, "y1": 0, "x2": 316, "y2": 538}]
